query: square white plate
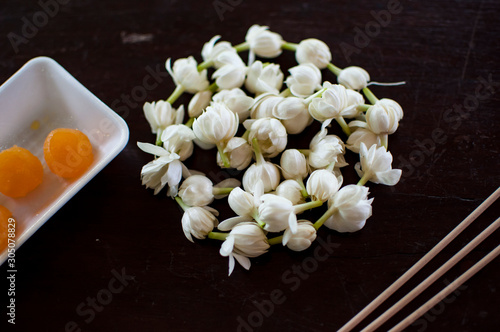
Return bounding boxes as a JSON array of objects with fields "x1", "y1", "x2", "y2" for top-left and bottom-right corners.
[{"x1": 0, "y1": 57, "x2": 129, "y2": 265}]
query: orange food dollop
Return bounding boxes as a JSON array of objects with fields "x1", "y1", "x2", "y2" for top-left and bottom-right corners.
[
  {"x1": 0, "y1": 146, "x2": 44, "y2": 198},
  {"x1": 43, "y1": 128, "x2": 94, "y2": 178},
  {"x1": 0, "y1": 205, "x2": 13, "y2": 251}
]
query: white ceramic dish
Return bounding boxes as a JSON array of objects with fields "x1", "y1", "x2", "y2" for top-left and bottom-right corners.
[{"x1": 0, "y1": 57, "x2": 129, "y2": 265}]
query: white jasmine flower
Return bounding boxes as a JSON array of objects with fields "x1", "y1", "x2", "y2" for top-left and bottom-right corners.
[
  {"x1": 143, "y1": 100, "x2": 184, "y2": 134},
  {"x1": 192, "y1": 103, "x2": 239, "y2": 145},
  {"x1": 244, "y1": 118, "x2": 287, "y2": 158},
  {"x1": 276, "y1": 180, "x2": 305, "y2": 205},
  {"x1": 355, "y1": 143, "x2": 402, "y2": 186},
  {"x1": 182, "y1": 206, "x2": 219, "y2": 243},
  {"x1": 306, "y1": 169, "x2": 342, "y2": 202},
  {"x1": 345, "y1": 127, "x2": 381, "y2": 153},
  {"x1": 137, "y1": 142, "x2": 189, "y2": 196},
  {"x1": 201, "y1": 35, "x2": 234, "y2": 68},
  {"x1": 337, "y1": 66, "x2": 370, "y2": 90},
  {"x1": 295, "y1": 38, "x2": 332, "y2": 69},
  {"x1": 218, "y1": 181, "x2": 263, "y2": 232},
  {"x1": 308, "y1": 83, "x2": 363, "y2": 123},
  {"x1": 166, "y1": 57, "x2": 209, "y2": 93},
  {"x1": 250, "y1": 93, "x2": 284, "y2": 119},
  {"x1": 283, "y1": 220, "x2": 317, "y2": 251},
  {"x1": 258, "y1": 194, "x2": 298, "y2": 233},
  {"x1": 365, "y1": 98, "x2": 403, "y2": 135},
  {"x1": 242, "y1": 161, "x2": 280, "y2": 194},
  {"x1": 220, "y1": 222, "x2": 270, "y2": 275},
  {"x1": 245, "y1": 24, "x2": 283, "y2": 59},
  {"x1": 178, "y1": 175, "x2": 214, "y2": 207},
  {"x1": 280, "y1": 149, "x2": 308, "y2": 181},
  {"x1": 216, "y1": 137, "x2": 253, "y2": 170},
  {"x1": 161, "y1": 124, "x2": 196, "y2": 161},
  {"x1": 285, "y1": 63, "x2": 322, "y2": 97},
  {"x1": 308, "y1": 127, "x2": 347, "y2": 169},
  {"x1": 245, "y1": 61, "x2": 284, "y2": 95},
  {"x1": 343, "y1": 89, "x2": 366, "y2": 119},
  {"x1": 212, "y1": 51, "x2": 247, "y2": 89},
  {"x1": 212, "y1": 88, "x2": 254, "y2": 122},
  {"x1": 324, "y1": 185, "x2": 373, "y2": 232},
  {"x1": 188, "y1": 90, "x2": 213, "y2": 118},
  {"x1": 272, "y1": 97, "x2": 313, "y2": 134}
]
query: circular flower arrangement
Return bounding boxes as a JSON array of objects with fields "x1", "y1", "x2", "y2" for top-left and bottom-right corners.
[{"x1": 137, "y1": 25, "x2": 404, "y2": 275}]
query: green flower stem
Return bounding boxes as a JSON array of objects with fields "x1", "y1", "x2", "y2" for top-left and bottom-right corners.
[
  {"x1": 155, "y1": 129, "x2": 163, "y2": 146},
  {"x1": 362, "y1": 87, "x2": 379, "y2": 104},
  {"x1": 234, "y1": 42, "x2": 250, "y2": 52},
  {"x1": 336, "y1": 116, "x2": 352, "y2": 136},
  {"x1": 175, "y1": 196, "x2": 190, "y2": 212},
  {"x1": 296, "y1": 178, "x2": 309, "y2": 199},
  {"x1": 242, "y1": 130, "x2": 250, "y2": 141},
  {"x1": 251, "y1": 211, "x2": 266, "y2": 228},
  {"x1": 208, "y1": 82, "x2": 219, "y2": 93},
  {"x1": 357, "y1": 171, "x2": 373, "y2": 186},
  {"x1": 216, "y1": 144, "x2": 231, "y2": 168},
  {"x1": 185, "y1": 117, "x2": 195, "y2": 128},
  {"x1": 313, "y1": 205, "x2": 337, "y2": 230},
  {"x1": 208, "y1": 231, "x2": 229, "y2": 241},
  {"x1": 212, "y1": 187, "x2": 234, "y2": 196},
  {"x1": 326, "y1": 162, "x2": 336, "y2": 172},
  {"x1": 280, "y1": 88, "x2": 292, "y2": 97},
  {"x1": 166, "y1": 84, "x2": 185, "y2": 105},
  {"x1": 197, "y1": 60, "x2": 213, "y2": 72},
  {"x1": 298, "y1": 149, "x2": 310, "y2": 156},
  {"x1": 380, "y1": 133, "x2": 389, "y2": 150},
  {"x1": 304, "y1": 87, "x2": 327, "y2": 104},
  {"x1": 357, "y1": 104, "x2": 371, "y2": 112},
  {"x1": 327, "y1": 63, "x2": 342, "y2": 76},
  {"x1": 294, "y1": 200, "x2": 323, "y2": 214},
  {"x1": 252, "y1": 138, "x2": 265, "y2": 165},
  {"x1": 281, "y1": 41, "x2": 298, "y2": 51},
  {"x1": 268, "y1": 235, "x2": 283, "y2": 245}
]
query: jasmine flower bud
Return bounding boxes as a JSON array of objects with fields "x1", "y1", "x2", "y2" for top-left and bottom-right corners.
[
  {"x1": 178, "y1": 175, "x2": 214, "y2": 207},
  {"x1": 283, "y1": 220, "x2": 317, "y2": 251},
  {"x1": 337, "y1": 66, "x2": 370, "y2": 90},
  {"x1": 306, "y1": 169, "x2": 342, "y2": 202},
  {"x1": 220, "y1": 222, "x2": 270, "y2": 275},
  {"x1": 325, "y1": 185, "x2": 373, "y2": 232},
  {"x1": 250, "y1": 93, "x2": 284, "y2": 119},
  {"x1": 272, "y1": 97, "x2": 313, "y2": 134},
  {"x1": 212, "y1": 51, "x2": 247, "y2": 89},
  {"x1": 161, "y1": 124, "x2": 196, "y2": 161},
  {"x1": 245, "y1": 61, "x2": 284, "y2": 95},
  {"x1": 365, "y1": 98, "x2": 403, "y2": 135},
  {"x1": 216, "y1": 137, "x2": 253, "y2": 170},
  {"x1": 295, "y1": 38, "x2": 332, "y2": 69},
  {"x1": 258, "y1": 194, "x2": 298, "y2": 233},
  {"x1": 188, "y1": 90, "x2": 213, "y2": 118},
  {"x1": 213, "y1": 88, "x2": 254, "y2": 123},
  {"x1": 193, "y1": 103, "x2": 239, "y2": 146},
  {"x1": 166, "y1": 56, "x2": 209, "y2": 93},
  {"x1": 276, "y1": 180, "x2": 305, "y2": 205},
  {"x1": 308, "y1": 83, "x2": 362, "y2": 122},
  {"x1": 201, "y1": 35, "x2": 234, "y2": 68},
  {"x1": 308, "y1": 128, "x2": 347, "y2": 169},
  {"x1": 143, "y1": 100, "x2": 184, "y2": 134},
  {"x1": 244, "y1": 118, "x2": 287, "y2": 158},
  {"x1": 285, "y1": 63, "x2": 322, "y2": 97},
  {"x1": 242, "y1": 161, "x2": 280, "y2": 194},
  {"x1": 355, "y1": 143, "x2": 402, "y2": 186},
  {"x1": 345, "y1": 127, "x2": 381, "y2": 153},
  {"x1": 245, "y1": 25, "x2": 283, "y2": 58},
  {"x1": 182, "y1": 206, "x2": 219, "y2": 242},
  {"x1": 280, "y1": 149, "x2": 308, "y2": 180}
]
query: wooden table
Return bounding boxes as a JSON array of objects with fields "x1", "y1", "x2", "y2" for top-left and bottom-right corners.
[{"x1": 1, "y1": 0, "x2": 499, "y2": 331}]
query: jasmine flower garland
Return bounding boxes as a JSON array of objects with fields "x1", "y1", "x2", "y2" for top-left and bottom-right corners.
[{"x1": 137, "y1": 25, "x2": 404, "y2": 275}]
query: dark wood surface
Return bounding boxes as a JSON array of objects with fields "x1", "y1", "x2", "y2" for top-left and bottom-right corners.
[{"x1": 1, "y1": 0, "x2": 499, "y2": 331}]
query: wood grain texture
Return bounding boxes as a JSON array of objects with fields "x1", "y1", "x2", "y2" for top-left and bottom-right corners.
[{"x1": 0, "y1": 0, "x2": 499, "y2": 331}]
